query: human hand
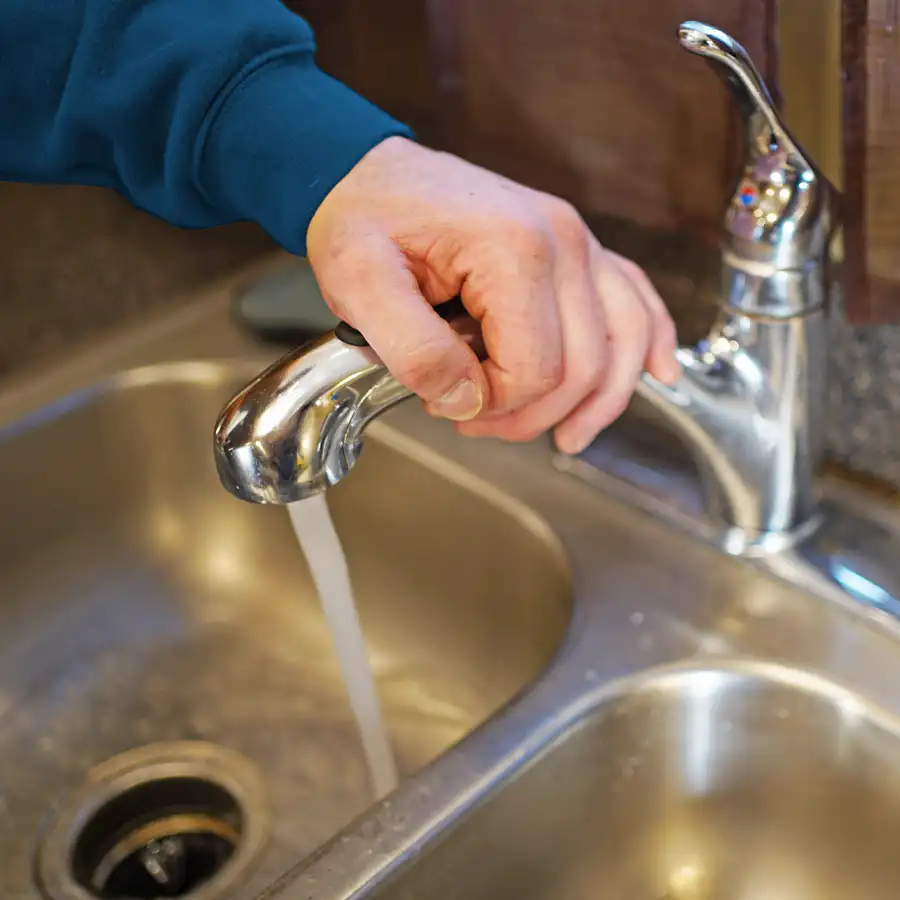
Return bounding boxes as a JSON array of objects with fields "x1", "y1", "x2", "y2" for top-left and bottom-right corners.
[{"x1": 306, "y1": 136, "x2": 680, "y2": 454}]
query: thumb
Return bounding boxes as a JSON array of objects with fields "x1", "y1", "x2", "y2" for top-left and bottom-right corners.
[{"x1": 315, "y1": 239, "x2": 487, "y2": 421}]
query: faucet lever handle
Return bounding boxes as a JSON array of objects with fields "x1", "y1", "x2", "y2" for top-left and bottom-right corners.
[
  {"x1": 335, "y1": 296, "x2": 486, "y2": 360},
  {"x1": 678, "y1": 20, "x2": 837, "y2": 269},
  {"x1": 335, "y1": 296, "x2": 468, "y2": 348}
]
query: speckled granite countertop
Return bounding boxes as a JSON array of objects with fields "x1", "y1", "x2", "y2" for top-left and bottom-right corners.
[{"x1": 1, "y1": 182, "x2": 898, "y2": 489}]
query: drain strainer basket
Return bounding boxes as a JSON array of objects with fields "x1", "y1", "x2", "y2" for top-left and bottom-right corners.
[{"x1": 35, "y1": 742, "x2": 268, "y2": 900}]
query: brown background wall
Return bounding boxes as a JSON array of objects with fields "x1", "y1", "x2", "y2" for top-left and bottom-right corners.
[
  {"x1": 296, "y1": 0, "x2": 777, "y2": 244},
  {"x1": 842, "y1": 0, "x2": 900, "y2": 323}
]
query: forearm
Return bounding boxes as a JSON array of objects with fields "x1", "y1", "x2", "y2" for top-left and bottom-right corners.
[{"x1": 0, "y1": 0, "x2": 412, "y2": 254}]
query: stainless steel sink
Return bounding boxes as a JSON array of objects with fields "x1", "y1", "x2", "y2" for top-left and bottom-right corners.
[
  {"x1": 0, "y1": 284, "x2": 570, "y2": 898},
  {"x1": 367, "y1": 662, "x2": 900, "y2": 900},
  {"x1": 5, "y1": 256, "x2": 900, "y2": 900}
]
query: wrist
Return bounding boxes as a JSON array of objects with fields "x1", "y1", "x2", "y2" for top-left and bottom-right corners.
[{"x1": 198, "y1": 51, "x2": 413, "y2": 256}]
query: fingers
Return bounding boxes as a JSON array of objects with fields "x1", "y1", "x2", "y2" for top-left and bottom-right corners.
[
  {"x1": 306, "y1": 137, "x2": 679, "y2": 450},
  {"x1": 457, "y1": 201, "x2": 679, "y2": 454},
  {"x1": 606, "y1": 251, "x2": 680, "y2": 384},
  {"x1": 461, "y1": 217, "x2": 565, "y2": 415},
  {"x1": 313, "y1": 235, "x2": 487, "y2": 421},
  {"x1": 553, "y1": 240, "x2": 669, "y2": 454},
  {"x1": 457, "y1": 201, "x2": 608, "y2": 444}
]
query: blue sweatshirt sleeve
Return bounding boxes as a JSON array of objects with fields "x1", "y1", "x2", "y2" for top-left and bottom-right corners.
[{"x1": 0, "y1": 0, "x2": 413, "y2": 256}]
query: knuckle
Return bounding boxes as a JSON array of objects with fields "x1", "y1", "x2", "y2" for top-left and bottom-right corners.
[
  {"x1": 504, "y1": 214, "x2": 554, "y2": 265},
  {"x1": 318, "y1": 231, "x2": 367, "y2": 274},
  {"x1": 319, "y1": 283, "x2": 359, "y2": 323},
  {"x1": 574, "y1": 353, "x2": 605, "y2": 393},
  {"x1": 613, "y1": 254, "x2": 644, "y2": 282},
  {"x1": 613, "y1": 254, "x2": 660, "y2": 300},
  {"x1": 390, "y1": 336, "x2": 459, "y2": 395},
  {"x1": 391, "y1": 345, "x2": 441, "y2": 390},
  {"x1": 312, "y1": 249, "x2": 372, "y2": 320},
  {"x1": 319, "y1": 288, "x2": 349, "y2": 322},
  {"x1": 611, "y1": 252, "x2": 654, "y2": 293},
  {"x1": 533, "y1": 353, "x2": 565, "y2": 394},
  {"x1": 639, "y1": 299, "x2": 654, "y2": 332},
  {"x1": 604, "y1": 303, "x2": 650, "y2": 353},
  {"x1": 543, "y1": 197, "x2": 587, "y2": 247}
]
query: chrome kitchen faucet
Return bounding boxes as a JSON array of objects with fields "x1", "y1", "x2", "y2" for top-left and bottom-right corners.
[
  {"x1": 213, "y1": 22, "x2": 900, "y2": 618},
  {"x1": 631, "y1": 20, "x2": 837, "y2": 552}
]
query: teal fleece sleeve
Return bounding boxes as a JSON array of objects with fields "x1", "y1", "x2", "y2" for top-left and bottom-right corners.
[{"x1": 0, "y1": 0, "x2": 413, "y2": 255}]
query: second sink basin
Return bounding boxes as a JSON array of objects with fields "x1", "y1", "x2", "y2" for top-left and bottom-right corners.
[
  {"x1": 371, "y1": 662, "x2": 900, "y2": 900},
  {"x1": 0, "y1": 361, "x2": 570, "y2": 898}
]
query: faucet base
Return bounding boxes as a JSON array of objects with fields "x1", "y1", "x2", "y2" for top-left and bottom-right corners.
[
  {"x1": 553, "y1": 405, "x2": 821, "y2": 557},
  {"x1": 555, "y1": 408, "x2": 900, "y2": 630}
]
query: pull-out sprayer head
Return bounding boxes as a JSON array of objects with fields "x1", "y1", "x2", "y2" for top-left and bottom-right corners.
[{"x1": 213, "y1": 298, "x2": 482, "y2": 504}]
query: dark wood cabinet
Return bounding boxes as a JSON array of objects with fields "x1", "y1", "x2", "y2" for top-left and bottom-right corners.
[
  {"x1": 423, "y1": 0, "x2": 777, "y2": 244},
  {"x1": 286, "y1": 1, "x2": 900, "y2": 324},
  {"x1": 842, "y1": 0, "x2": 900, "y2": 323},
  {"x1": 289, "y1": 0, "x2": 775, "y2": 239},
  {"x1": 284, "y1": 0, "x2": 440, "y2": 136}
]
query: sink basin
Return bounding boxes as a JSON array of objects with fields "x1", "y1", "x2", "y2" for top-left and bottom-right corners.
[
  {"x1": 369, "y1": 662, "x2": 900, "y2": 900},
  {"x1": 0, "y1": 362, "x2": 570, "y2": 898},
  {"x1": 7, "y1": 258, "x2": 900, "y2": 900}
]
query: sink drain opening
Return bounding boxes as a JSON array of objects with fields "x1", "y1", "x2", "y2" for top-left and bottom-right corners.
[
  {"x1": 36, "y1": 742, "x2": 268, "y2": 900},
  {"x1": 73, "y1": 777, "x2": 240, "y2": 899}
]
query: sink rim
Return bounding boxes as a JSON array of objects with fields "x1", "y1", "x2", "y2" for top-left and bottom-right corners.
[{"x1": 0, "y1": 353, "x2": 573, "y2": 589}]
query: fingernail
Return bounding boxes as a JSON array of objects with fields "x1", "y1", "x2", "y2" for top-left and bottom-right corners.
[
  {"x1": 429, "y1": 379, "x2": 483, "y2": 421},
  {"x1": 665, "y1": 357, "x2": 682, "y2": 384},
  {"x1": 555, "y1": 430, "x2": 592, "y2": 456},
  {"x1": 651, "y1": 355, "x2": 681, "y2": 385},
  {"x1": 568, "y1": 436, "x2": 593, "y2": 455}
]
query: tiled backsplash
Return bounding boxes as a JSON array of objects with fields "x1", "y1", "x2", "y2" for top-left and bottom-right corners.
[{"x1": 1, "y1": 184, "x2": 898, "y2": 489}]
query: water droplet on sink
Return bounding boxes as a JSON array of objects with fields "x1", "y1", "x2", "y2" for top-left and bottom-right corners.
[{"x1": 630, "y1": 612, "x2": 644, "y2": 626}]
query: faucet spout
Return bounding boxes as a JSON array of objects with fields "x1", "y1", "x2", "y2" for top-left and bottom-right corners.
[
  {"x1": 634, "y1": 299, "x2": 827, "y2": 548},
  {"x1": 636, "y1": 347, "x2": 757, "y2": 528},
  {"x1": 214, "y1": 335, "x2": 387, "y2": 503},
  {"x1": 214, "y1": 297, "x2": 483, "y2": 504}
]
